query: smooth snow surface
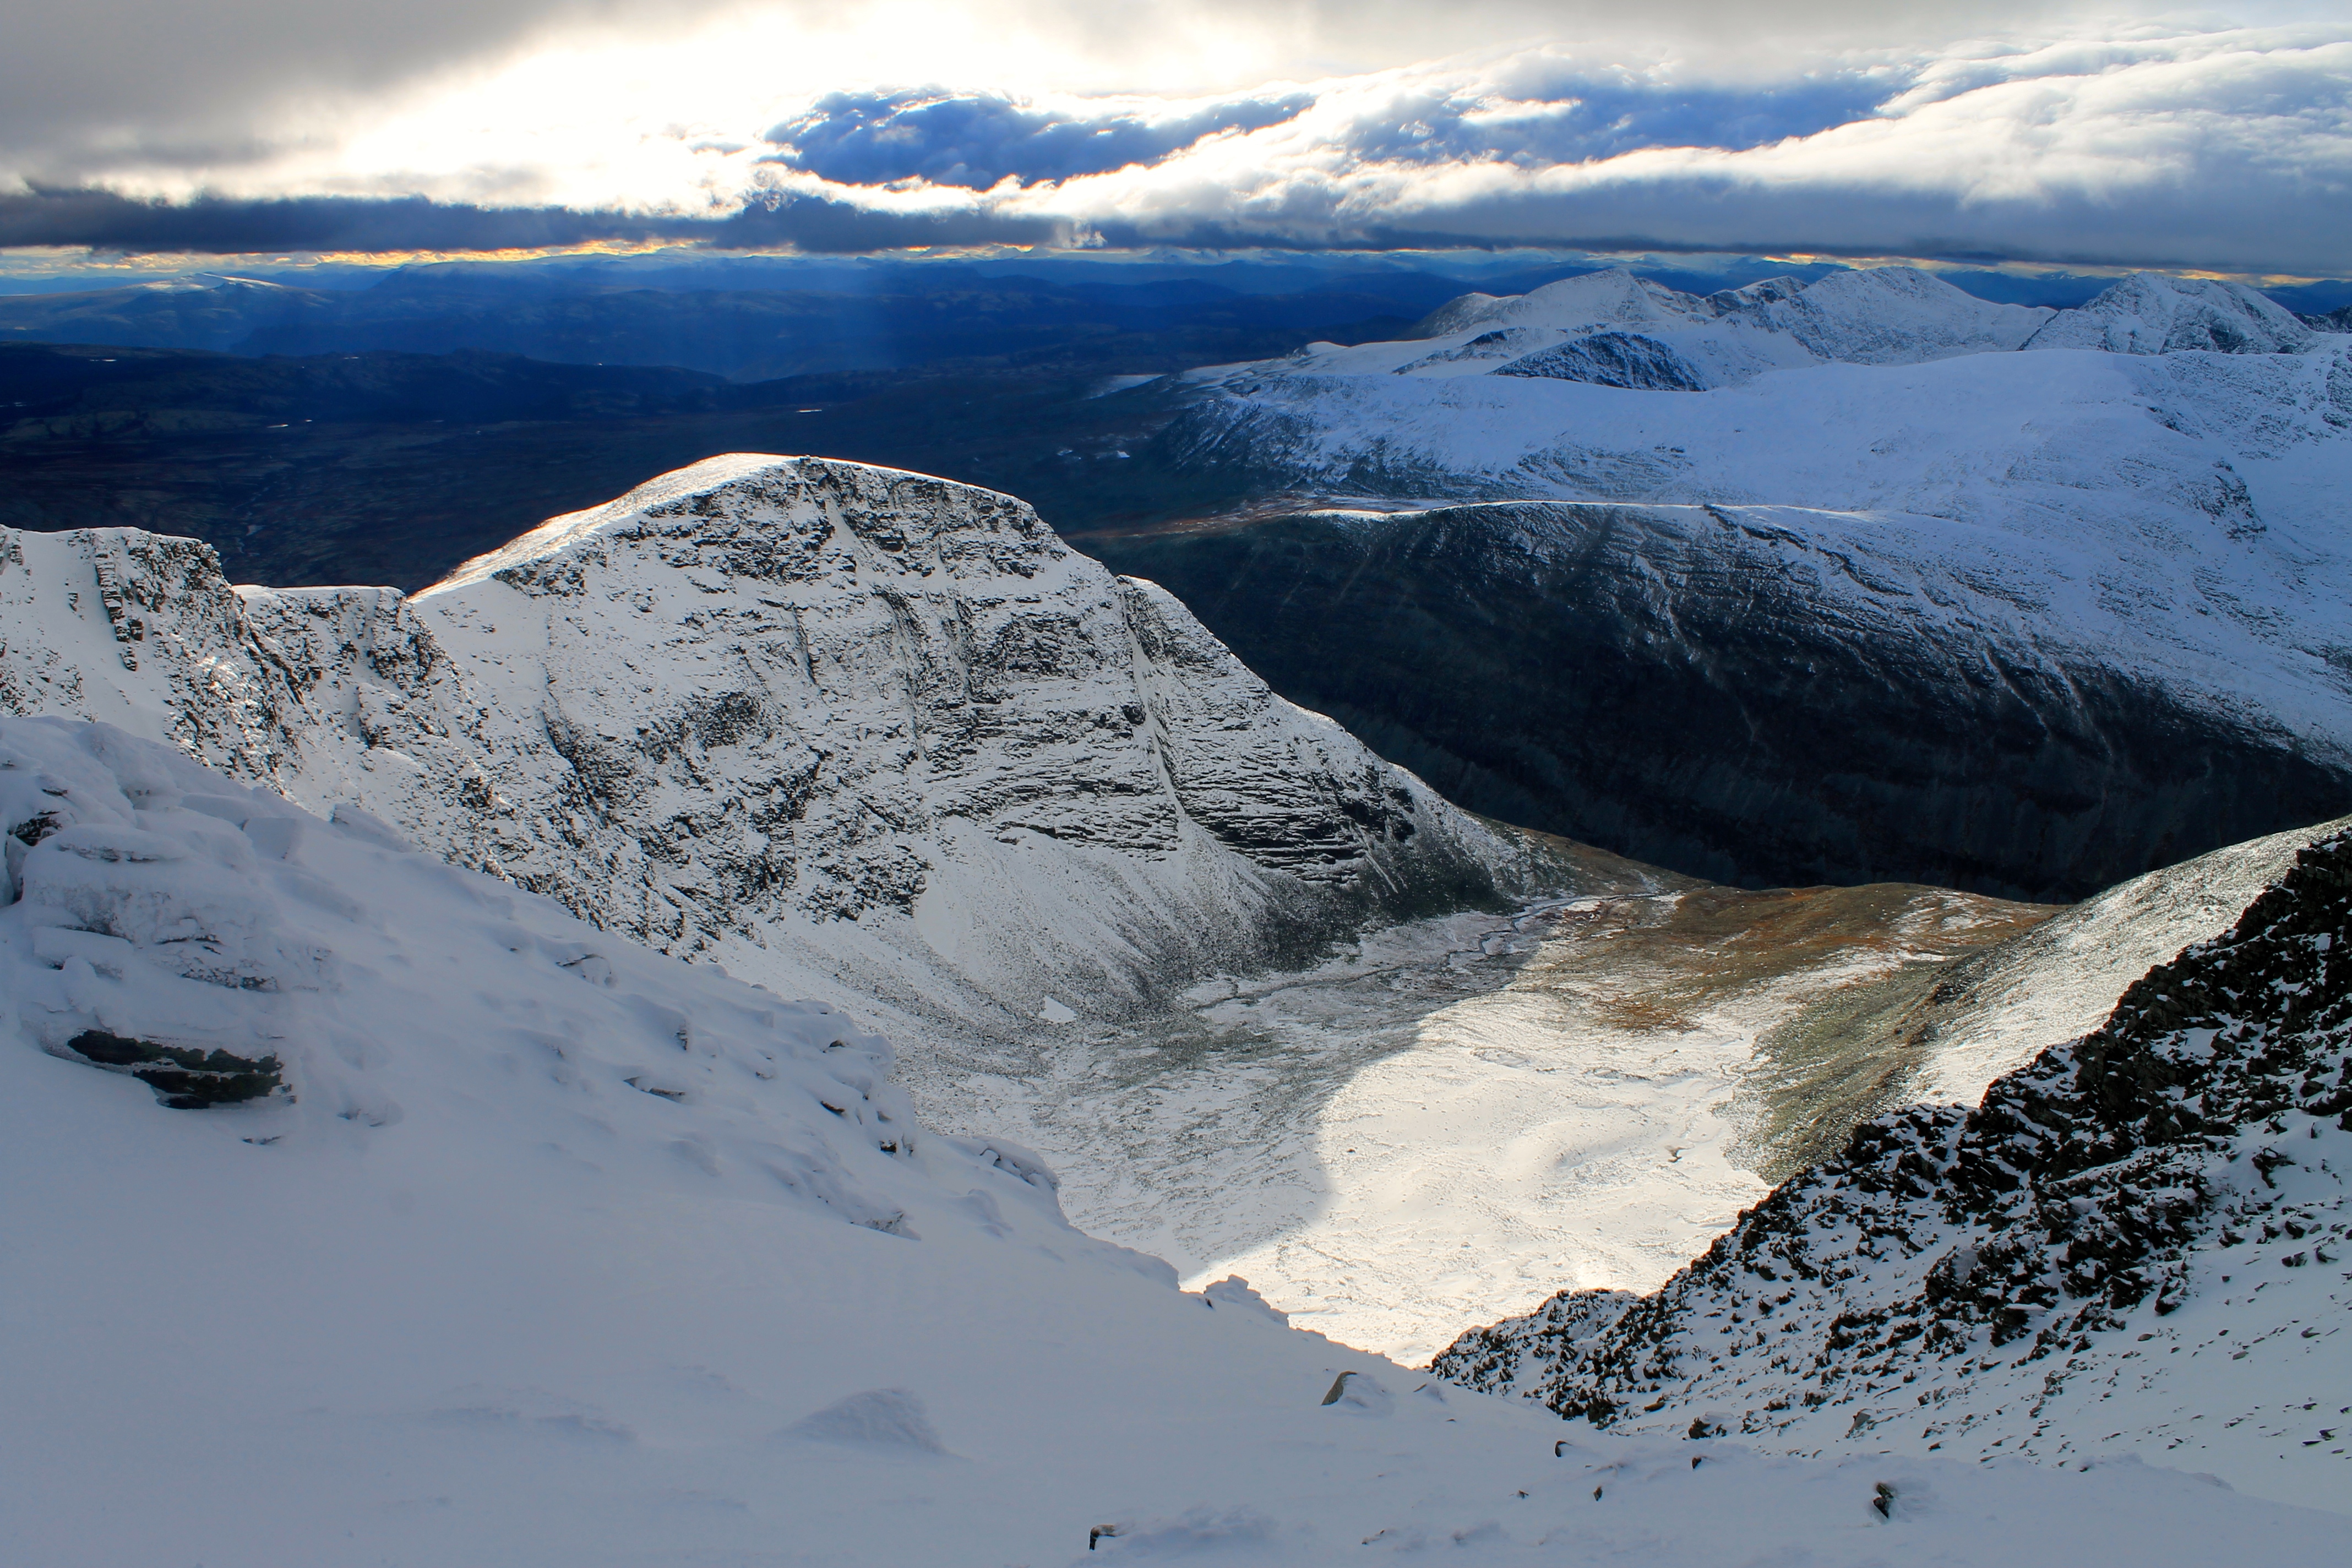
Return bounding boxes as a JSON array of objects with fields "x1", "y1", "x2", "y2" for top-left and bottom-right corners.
[
  {"x1": 6, "y1": 714, "x2": 2343, "y2": 1565},
  {"x1": 1062, "y1": 885, "x2": 2045, "y2": 1363}
]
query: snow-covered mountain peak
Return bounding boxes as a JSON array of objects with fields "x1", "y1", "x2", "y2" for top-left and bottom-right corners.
[
  {"x1": 405, "y1": 453, "x2": 1505, "y2": 912},
  {"x1": 1233, "y1": 265, "x2": 2055, "y2": 390},
  {"x1": 1434, "y1": 266, "x2": 1707, "y2": 337},
  {"x1": 1, "y1": 459, "x2": 1560, "y2": 1108},
  {"x1": 2026, "y1": 271, "x2": 2319, "y2": 355},
  {"x1": 1701, "y1": 275, "x2": 1807, "y2": 312},
  {"x1": 426, "y1": 453, "x2": 1064, "y2": 600}
]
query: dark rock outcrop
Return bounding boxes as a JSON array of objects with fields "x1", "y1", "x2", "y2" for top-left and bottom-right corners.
[
  {"x1": 65, "y1": 1029, "x2": 285, "y2": 1108},
  {"x1": 1495, "y1": 333, "x2": 1712, "y2": 390}
]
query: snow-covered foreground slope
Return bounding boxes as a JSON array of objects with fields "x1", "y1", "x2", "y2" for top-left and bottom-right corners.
[
  {"x1": 1438, "y1": 825, "x2": 2352, "y2": 1509},
  {"x1": 6, "y1": 714, "x2": 2343, "y2": 1565}
]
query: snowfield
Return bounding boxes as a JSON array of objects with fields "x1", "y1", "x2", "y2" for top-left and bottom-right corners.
[
  {"x1": 5, "y1": 712, "x2": 2346, "y2": 1565},
  {"x1": 3, "y1": 447, "x2": 2335, "y2": 1367}
]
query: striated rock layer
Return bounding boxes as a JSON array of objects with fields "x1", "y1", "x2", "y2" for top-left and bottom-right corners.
[{"x1": 1435, "y1": 826, "x2": 2352, "y2": 1495}]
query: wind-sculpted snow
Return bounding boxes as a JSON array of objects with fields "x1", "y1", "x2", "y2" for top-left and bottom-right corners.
[{"x1": 1436, "y1": 829, "x2": 2352, "y2": 1501}]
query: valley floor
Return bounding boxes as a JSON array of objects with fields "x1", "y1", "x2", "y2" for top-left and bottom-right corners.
[{"x1": 955, "y1": 882, "x2": 2048, "y2": 1362}]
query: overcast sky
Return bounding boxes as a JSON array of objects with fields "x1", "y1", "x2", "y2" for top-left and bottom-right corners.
[{"x1": 2, "y1": 1, "x2": 2346, "y2": 271}]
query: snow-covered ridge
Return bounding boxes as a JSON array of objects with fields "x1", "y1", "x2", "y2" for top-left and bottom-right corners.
[
  {"x1": 1248, "y1": 266, "x2": 2318, "y2": 395},
  {"x1": 2023, "y1": 272, "x2": 2319, "y2": 356},
  {"x1": 1254, "y1": 265, "x2": 2054, "y2": 391},
  {"x1": 1894, "y1": 813, "x2": 2352, "y2": 1104},
  {"x1": 1436, "y1": 826, "x2": 2352, "y2": 1504}
]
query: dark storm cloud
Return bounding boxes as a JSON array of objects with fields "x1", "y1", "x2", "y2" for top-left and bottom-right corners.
[{"x1": 0, "y1": 187, "x2": 693, "y2": 252}]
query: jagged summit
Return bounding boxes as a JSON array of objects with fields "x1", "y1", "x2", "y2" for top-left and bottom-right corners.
[{"x1": 2, "y1": 458, "x2": 1551, "y2": 1014}]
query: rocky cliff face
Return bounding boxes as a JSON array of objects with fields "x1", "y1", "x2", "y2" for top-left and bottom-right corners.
[
  {"x1": 0, "y1": 457, "x2": 1562, "y2": 1072},
  {"x1": 1091, "y1": 502, "x2": 2352, "y2": 901},
  {"x1": 1433, "y1": 827, "x2": 2352, "y2": 1488}
]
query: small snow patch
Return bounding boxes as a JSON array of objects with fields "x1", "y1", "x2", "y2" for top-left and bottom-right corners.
[
  {"x1": 777, "y1": 1387, "x2": 950, "y2": 1456},
  {"x1": 1319, "y1": 1370, "x2": 1393, "y2": 1415}
]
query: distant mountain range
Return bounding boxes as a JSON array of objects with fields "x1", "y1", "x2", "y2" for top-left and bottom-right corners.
[{"x1": 1083, "y1": 268, "x2": 2352, "y2": 900}]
